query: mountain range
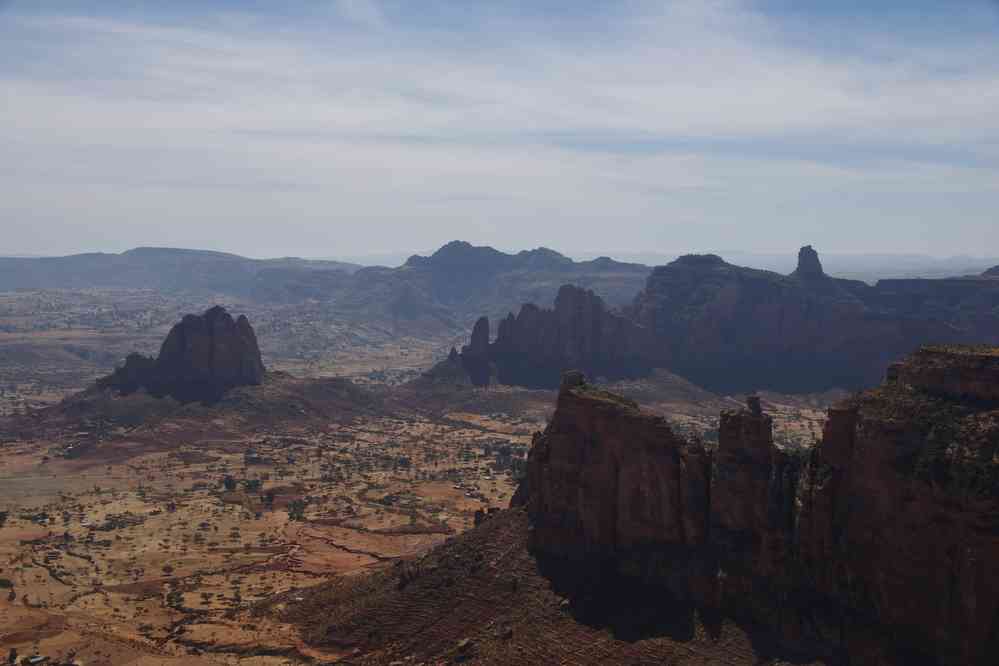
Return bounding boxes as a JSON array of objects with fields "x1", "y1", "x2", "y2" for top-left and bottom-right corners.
[
  {"x1": 6, "y1": 241, "x2": 999, "y2": 393},
  {"x1": 443, "y1": 245, "x2": 999, "y2": 392}
]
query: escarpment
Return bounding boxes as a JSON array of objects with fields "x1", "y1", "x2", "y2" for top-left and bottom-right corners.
[
  {"x1": 516, "y1": 348, "x2": 999, "y2": 664},
  {"x1": 98, "y1": 305, "x2": 266, "y2": 403}
]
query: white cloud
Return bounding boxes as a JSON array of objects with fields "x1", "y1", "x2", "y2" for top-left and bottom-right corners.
[{"x1": 1, "y1": 1, "x2": 998, "y2": 257}]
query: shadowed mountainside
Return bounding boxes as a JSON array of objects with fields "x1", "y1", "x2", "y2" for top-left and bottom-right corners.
[
  {"x1": 450, "y1": 246, "x2": 999, "y2": 392},
  {"x1": 629, "y1": 246, "x2": 999, "y2": 391}
]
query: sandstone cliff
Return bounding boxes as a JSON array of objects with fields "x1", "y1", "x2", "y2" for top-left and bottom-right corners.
[
  {"x1": 516, "y1": 350, "x2": 999, "y2": 664},
  {"x1": 99, "y1": 305, "x2": 265, "y2": 403}
]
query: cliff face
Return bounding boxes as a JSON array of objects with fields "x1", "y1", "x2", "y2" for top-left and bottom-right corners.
[
  {"x1": 629, "y1": 248, "x2": 998, "y2": 392},
  {"x1": 518, "y1": 350, "x2": 999, "y2": 664},
  {"x1": 448, "y1": 285, "x2": 655, "y2": 389},
  {"x1": 460, "y1": 316, "x2": 492, "y2": 386},
  {"x1": 519, "y1": 374, "x2": 710, "y2": 557},
  {"x1": 99, "y1": 305, "x2": 265, "y2": 403}
]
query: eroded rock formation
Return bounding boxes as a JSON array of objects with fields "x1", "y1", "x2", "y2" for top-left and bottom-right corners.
[
  {"x1": 516, "y1": 349, "x2": 999, "y2": 664},
  {"x1": 448, "y1": 245, "x2": 999, "y2": 393},
  {"x1": 518, "y1": 374, "x2": 710, "y2": 556},
  {"x1": 460, "y1": 316, "x2": 492, "y2": 386},
  {"x1": 792, "y1": 244, "x2": 825, "y2": 279},
  {"x1": 445, "y1": 285, "x2": 655, "y2": 388},
  {"x1": 99, "y1": 305, "x2": 265, "y2": 403}
]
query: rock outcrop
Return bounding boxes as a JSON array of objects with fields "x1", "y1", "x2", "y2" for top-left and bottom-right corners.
[
  {"x1": 517, "y1": 349, "x2": 999, "y2": 664},
  {"x1": 450, "y1": 285, "x2": 656, "y2": 389},
  {"x1": 792, "y1": 244, "x2": 825, "y2": 279},
  {"x1": 887, "y1": 344, "x2": 999, "y2": 402},
  {"x1": 99, "y1": 306, "x2": 265, "y2": 403},
  {"x1": 519, "y1": 372, "x2": 710, "y2": 558},
  {"x1": 460, "y1": 316, "x2": 492, "y2": 386}
]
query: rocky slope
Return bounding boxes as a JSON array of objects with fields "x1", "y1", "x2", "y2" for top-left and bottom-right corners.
[
  {"x1": 98, "y1": 305, "x2": 265, "y2": 402},
  {"x1": 516, "y1": 350, "x2": 999, "y2": 664},
  {"x1": 274, "y1": 507, "x2": 824, "y2": 665}
]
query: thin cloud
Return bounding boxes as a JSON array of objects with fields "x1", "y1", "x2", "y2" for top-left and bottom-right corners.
[
  {"x1": 0, "y1": 1, "x2": 997, "y2": 257},
  {"x1": 329, "y1": 0, "x2": 386, "y2": 29}
]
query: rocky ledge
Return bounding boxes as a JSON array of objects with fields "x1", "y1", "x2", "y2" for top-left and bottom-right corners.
[
  {"x1": 98, "y1": 305, "x2": 265, "y2": 403},
  {"x1": 887, "y1": 344, "x2": 999, "y2": 402},
  {"x1": 514, "y1": 347, "x2": 999, "y2": 664}
]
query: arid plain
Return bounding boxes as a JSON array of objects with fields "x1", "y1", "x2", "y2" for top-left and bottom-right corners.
[{"x1": 0, "y1": 286, "x2": 834, "y2": 664}]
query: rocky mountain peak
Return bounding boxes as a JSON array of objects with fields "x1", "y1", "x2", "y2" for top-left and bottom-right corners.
[
  {"x1": 467, "y1": 316, "x2": 490, "y2": 355},
  {"x1": 793, "y1": 244, "x2": 824, "y2": 278}
]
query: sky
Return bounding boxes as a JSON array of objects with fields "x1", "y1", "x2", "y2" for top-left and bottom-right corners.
[{"x1": 2, "y1": 0, "x2": 998, "y2": 259}]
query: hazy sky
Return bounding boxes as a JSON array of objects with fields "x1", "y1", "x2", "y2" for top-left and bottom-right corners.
[{"x1": 2, "y1": 1, "x2": 998, "y2": 259}]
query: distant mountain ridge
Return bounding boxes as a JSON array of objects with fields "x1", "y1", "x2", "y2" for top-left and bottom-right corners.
[
  {"x1": 448, "y1": 246, "x2": 999, "y2": 392},
  {"x1": 0, "y1": 246, "x2": 362, "y2": 294},
  {"x1": 0, "y1": 241, "x2": 653, "y2": 339},
  {"x1": 320, "y1": 241, "x2": 651, "y2": 335}
]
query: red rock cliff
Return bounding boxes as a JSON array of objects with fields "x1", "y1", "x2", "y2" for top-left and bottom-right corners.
[{"x1": 518, "y1": 350, "x2": 999, "y2": 664}]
